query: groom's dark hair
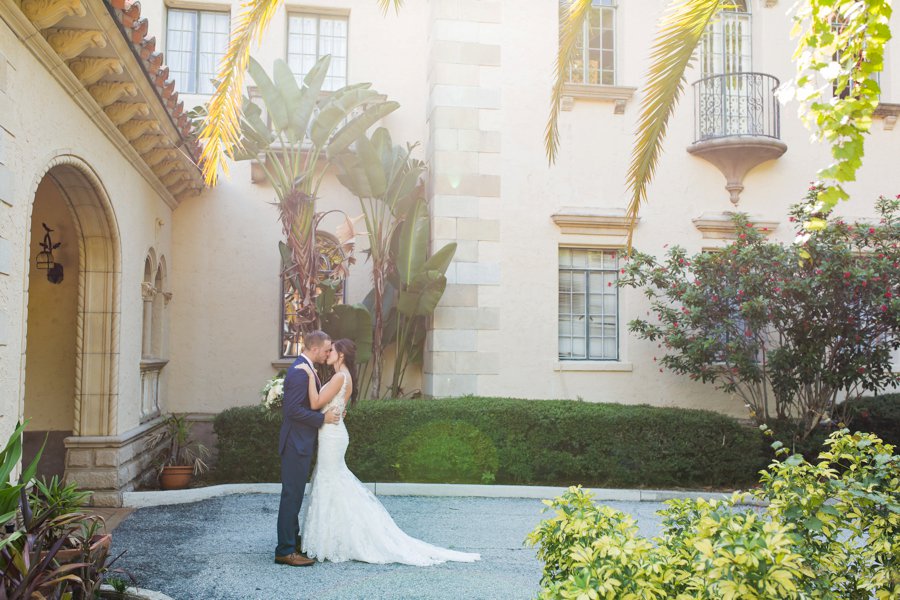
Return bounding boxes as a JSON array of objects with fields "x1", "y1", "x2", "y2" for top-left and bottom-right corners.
[{"x1": 303, "y1": 330, "x2": 331, "y2": 350}]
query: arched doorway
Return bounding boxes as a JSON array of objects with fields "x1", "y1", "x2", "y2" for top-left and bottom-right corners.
[{"x1": 22, "y1": 156, "x2": 120, "y2": 482}]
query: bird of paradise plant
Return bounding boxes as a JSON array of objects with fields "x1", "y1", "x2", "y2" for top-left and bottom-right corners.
[
  {"x1": 199, "y1": 0, "x2": 404, "y2": 186},
  {"x1": 230, "y1": 55, "x2": 398, "y2": 338}
]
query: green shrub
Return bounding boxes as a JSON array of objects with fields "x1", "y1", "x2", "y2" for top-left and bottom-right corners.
[
  {"x1": 526, "y1": 430, "x2": 900, "y2": 599},
  {"x1": 844, "y1": 394, "x2": 900, "y2": 446},
  {"x1": 213, "y1": 398, "x2": 769, "y2": 488},
  {"x1": 212, "y1": 406, "x2": 281, "y2": 482},
  {"x1": 395, "y1": 420, "x2": 498, "y2": 483}
]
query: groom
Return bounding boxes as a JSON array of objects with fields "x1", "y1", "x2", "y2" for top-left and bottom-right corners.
[{"x1": 275, "y1": 330, "x2": 339, "y2": 566}]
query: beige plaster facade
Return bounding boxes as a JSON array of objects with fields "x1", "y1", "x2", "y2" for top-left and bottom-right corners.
[{"x1": 0, "y1": 0, "x2": 898, "y2": 504}]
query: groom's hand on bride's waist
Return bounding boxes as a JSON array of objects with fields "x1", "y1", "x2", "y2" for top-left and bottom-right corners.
[{"x1": 323, "y1": 411, "x2": 340, "y2": 425}]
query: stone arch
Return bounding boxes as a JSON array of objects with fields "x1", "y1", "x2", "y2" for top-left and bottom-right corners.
[{"x1": 23, "y1": 152, "x2": 121, "y2": 437}]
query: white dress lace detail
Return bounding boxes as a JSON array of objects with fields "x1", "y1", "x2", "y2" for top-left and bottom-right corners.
[{"x1": 299, "y1": 374, "x2": 480, "y2": 565}]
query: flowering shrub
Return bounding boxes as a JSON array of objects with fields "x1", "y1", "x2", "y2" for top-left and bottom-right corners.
[
  {"x1": 620, "y1": 191, "x2": 900, "y2": 440},
  {"x1": 527, "y1": 430, "x2": 900, "y2": 599},
  {"x1": 260, "y1": 371, "x2": 285, "y2": 412}
]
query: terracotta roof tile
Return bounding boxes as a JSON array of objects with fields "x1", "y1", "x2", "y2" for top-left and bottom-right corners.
[
  {"x1": 106, "y1": 0, "x2": 202, "y2": 175},
  {"x1": 131, "y1": 18, "x2": 148, "y2": 44},
  {"x1": 140, "y1": 36, "x2": 155, "y2": 60}
]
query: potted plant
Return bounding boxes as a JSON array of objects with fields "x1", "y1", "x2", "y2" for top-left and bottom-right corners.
[{"x1": 149, "y1": 414, "x2": 210, "y2": 490}]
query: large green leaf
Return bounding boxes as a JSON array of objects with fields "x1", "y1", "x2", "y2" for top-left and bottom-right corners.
[
  {"x1": 334, "y1": 152, "x2": 374, "y2": 199},
  {"x1": 395, "y1": 202, "x2": 430, "y2": 287},
  {"x1": 356, "y1": 134, "x2": 388, "y2": 198},
  {"x1": 272, "y1": 60, "x2": 304, "y2": 143},
  {"x1": 321, "y1": 303, "x2": 374, "y2": 363},
  {"x1": 248, "y1": 57, "x2": 289, "y2": 134},
  {"x1": 309, "y1": 86, "x2": 378, "y2": 148},
  {"x1": 293, "y1": 56, "x2": 330, "y2": 142},
  {"x1": 397, "y1": 270, "x2": 447, "y2": 317},
  {"x1": 326, "y1": 101, "x2": 401, "y2": 159},
  {"x1": 421, "y1": 242, "x2": 457, "y2": 276}
]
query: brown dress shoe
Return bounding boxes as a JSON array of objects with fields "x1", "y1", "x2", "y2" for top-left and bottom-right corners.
[{"x1": 274, "y1": 552, "x2": 315, "y2": 567}]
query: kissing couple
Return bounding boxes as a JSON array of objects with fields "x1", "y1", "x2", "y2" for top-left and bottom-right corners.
[{"x1": 275, "y1": 330, "x2": 481, "y2": 566}]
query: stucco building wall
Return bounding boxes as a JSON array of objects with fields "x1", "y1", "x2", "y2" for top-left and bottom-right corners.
[{"x1": 152, "y1": 0, "x2": 900, "y2": 419}]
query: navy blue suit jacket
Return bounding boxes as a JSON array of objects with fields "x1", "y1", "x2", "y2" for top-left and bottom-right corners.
[{"x1": 278, "y1": 355, "x2": 325, "y2": 456}]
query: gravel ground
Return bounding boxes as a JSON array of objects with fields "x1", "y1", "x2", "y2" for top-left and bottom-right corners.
[{"x1": 110, "y1": 494, "x2": 667, "y2": 600}]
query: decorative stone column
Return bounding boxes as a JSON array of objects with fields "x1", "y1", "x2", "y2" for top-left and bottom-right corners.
[
  {"x1": 140, "y1": 281, "x2": 154, "y2": 357},
  {"x1": 424, "y1": 0, "x2": 503, "y2": 397}
]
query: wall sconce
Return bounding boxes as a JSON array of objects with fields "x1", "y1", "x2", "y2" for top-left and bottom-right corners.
[{"x1": 36, "y1": 223, "x2": 64, "y2": 284}]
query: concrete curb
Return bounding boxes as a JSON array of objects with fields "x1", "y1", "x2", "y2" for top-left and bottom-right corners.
[
  {"x1": 122, "y1": 482, "x2": 745, "y2": 508},
  {"x1": 99, "y1": 584, "x2": 175, "y2": 600}
]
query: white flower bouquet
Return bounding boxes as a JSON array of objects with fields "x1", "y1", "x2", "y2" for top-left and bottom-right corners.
[{"x1": 261, "y1": 372, "x2": 285, "y2": 412}]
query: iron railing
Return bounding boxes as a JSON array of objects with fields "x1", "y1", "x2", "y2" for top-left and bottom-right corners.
[{"x1": 693, "y1": 72, "x2": 781, "y2": 142}]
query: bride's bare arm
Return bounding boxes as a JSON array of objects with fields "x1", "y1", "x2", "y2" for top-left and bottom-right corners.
[{"x1": 297, "y1": 366, "x2": 345, "y2": 410}]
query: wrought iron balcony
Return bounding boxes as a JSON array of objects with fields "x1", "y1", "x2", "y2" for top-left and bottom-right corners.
[
  {"x1": 693, "y1": 72, "x2": 781, "y2": 141},
  {"x1": 688, "y1": 72, "x2": 787, "y2": 205}
]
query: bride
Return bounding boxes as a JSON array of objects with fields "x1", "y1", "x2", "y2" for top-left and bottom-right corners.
[{"x1": 295, "y1": 338, "x2": 480, "y2": 566}]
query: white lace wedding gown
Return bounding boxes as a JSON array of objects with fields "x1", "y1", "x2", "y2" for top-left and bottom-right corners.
[{"x1": 299, "y1": 375, "x2": 480, "y2": 565}]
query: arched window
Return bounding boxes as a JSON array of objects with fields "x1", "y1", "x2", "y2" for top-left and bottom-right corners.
[
  {"x1": 281, "y1": 233, "x2": 347, "y2": 357},
  {"x1": 140, "y1": 250, "x2": 166, "y2": 421},
  {"x1": 152, "y1": 257, "x2": 167, "y2": 358},
  {"x1": 141, "y1": 253, "x2": 155, "y2": 359},
  {"x1": 700, "y1": 0, "x2": 752, "y2": 78}
]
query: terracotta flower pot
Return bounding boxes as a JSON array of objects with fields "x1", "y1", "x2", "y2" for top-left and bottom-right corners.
[
  {"x1": 159, "y1": 465, "x2": 193, "y2": 490},
  {"x1": 49, "y1": 533, "x2": 112, "y2": 565}
]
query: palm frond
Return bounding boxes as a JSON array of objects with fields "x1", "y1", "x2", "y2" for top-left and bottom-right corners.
[
  {"x1": 198, "y1": 0, "x2": 283, "y2": 185},
  {"x1": 377, "y1": 0, "x2": 404, "y2": 14},
  {"x1": 545, "y1": 0, "x2": 594, "y2": 165},
  {"x1": 625, "y1": 0, "x2": 721, "y2": 248}
]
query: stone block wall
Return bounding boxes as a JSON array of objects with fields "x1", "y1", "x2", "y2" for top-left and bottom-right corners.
[
  {"x1": 65, "y1": 417, "x2": 167, "y2": 507},
  {"x1": 425, "y1": 0, "x2": 503, "y2": 397}
]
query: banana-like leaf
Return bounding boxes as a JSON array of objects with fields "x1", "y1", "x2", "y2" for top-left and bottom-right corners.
[
  {"x1": 321, "y1": 303, "x2": 374, "y2": 363},
  {"x1": 326, "y1": 101, "x2": 401, "y2": 159},
  {"x1": 240, "y1": 97, "x2": 272, "y2": 145},
  {"x1": 273, "y1": 60, "x2": 304, "y2": 143},
  {"x1": 294, "y1": 56, "x2": 330, "y2": 140},
  {"x1": 395, "y1": 202, "x2": 430, "y2": 287},
  {"x1": 356, "y1": 134, "x2": 388, "y2": 198},
  {"x1": 248, "y1": 57, "x2": 289, "y2": 134},
  {"x1": 314, "y1": 279, "x2": 340, "y2": 315},
  {"x1": 335, "y1": 153, "x2": 374, "y2": 199},
  {"x1": 397, "y1": 270, "x2": 447, "y2": 317},
  {"x1": 421, "y1": 242, "x2": 457, "y2": 275},
  {"x1": 309, "y1": 86, "x2": 378, "y2": 148}
]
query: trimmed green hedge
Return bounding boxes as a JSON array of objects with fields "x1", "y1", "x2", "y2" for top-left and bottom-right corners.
[
  {"x1": 844, "y1": 393, "x2": 900, "y2": 446},
  {"x1": 213, "y1": 398, "x2": 769, "y2": 489}
]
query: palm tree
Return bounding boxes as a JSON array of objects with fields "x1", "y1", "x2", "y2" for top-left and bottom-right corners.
[{"x1": 199, "y1": 0, "x2": 404, "y2": 186}]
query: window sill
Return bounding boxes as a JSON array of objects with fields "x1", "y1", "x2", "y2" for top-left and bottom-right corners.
[
  {"x1": 272, "y1": 359, "x2": 296, "y2": 370},
  {"x1": 561, "y1": 83, "x2": 637, "y2": 114},
  {"x1": 874, "y1": 102, "x2": 900, "y2": 131},
  {"x1": 555, "y1": 361, "x2": 633, "y2": 372}
]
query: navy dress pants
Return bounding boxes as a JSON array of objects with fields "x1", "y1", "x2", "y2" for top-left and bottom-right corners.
[{"x1": 276, "y1": 445, "x2": 313, "y2": 557}]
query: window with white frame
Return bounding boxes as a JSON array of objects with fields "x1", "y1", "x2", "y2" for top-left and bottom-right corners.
[
  {"x1": 699, "y1": 0, "x2": 751, "y2": 78},
  {"x1": 166, "y1": 8, "x2": 230, "y2": 94},
  {"x1": 287, "y1": 13, "x2": 348, "y2": 91},
  {"x1": 558, "y1": 248, "x2": 619, "y2": 360},
  {"x1": 567, "y1": 0, "x2": 617, "y2": 86}
]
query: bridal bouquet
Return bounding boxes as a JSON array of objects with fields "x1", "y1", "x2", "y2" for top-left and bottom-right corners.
[{"x1": 261, "y1": 373, "x2": 285, "y2": 412}]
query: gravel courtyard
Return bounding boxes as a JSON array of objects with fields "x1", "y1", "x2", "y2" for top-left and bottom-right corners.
[{"x1": 110, "y1": 493, "x2": 668, "y2": 600}]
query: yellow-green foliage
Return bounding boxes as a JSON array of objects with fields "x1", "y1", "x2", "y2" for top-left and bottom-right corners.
[{"x1": 526, "y1": 430, "x2": 899, "y2": 599}]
